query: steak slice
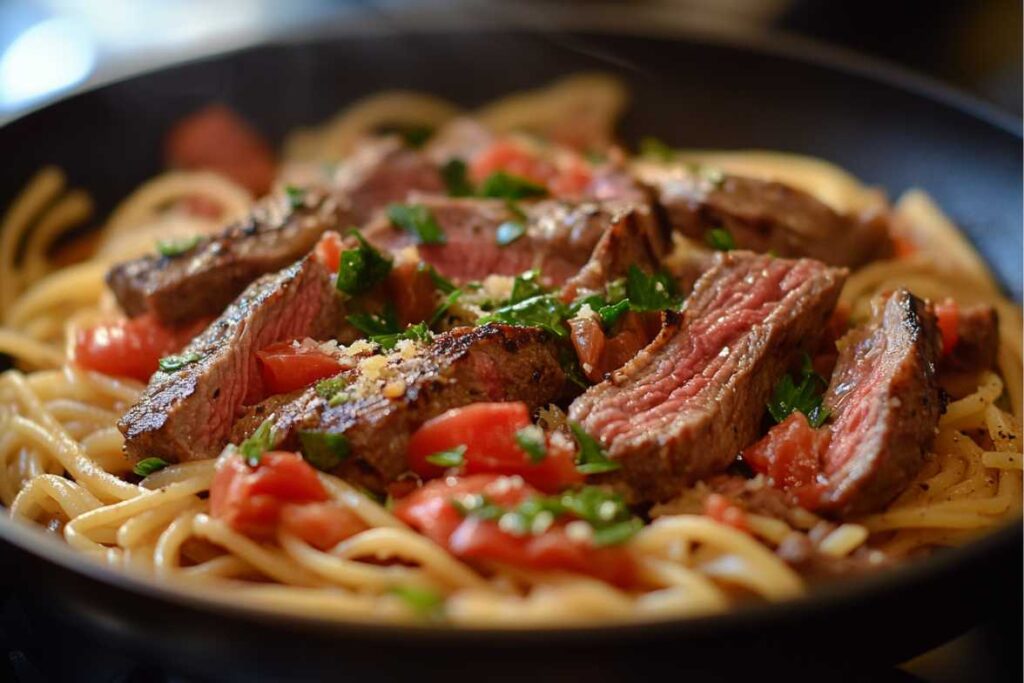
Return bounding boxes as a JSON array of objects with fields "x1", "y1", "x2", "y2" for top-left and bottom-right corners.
[
  {"x1": 568, "y1": 252, "x2": 847, "y2": 503},
  {"x1": 361, "y1": 197, "x2": 649, "y2": 286},
  {"x1": 118, "y1": 256, "x2": 341, "y2": 463},
  {"x1": 942, "y1": 303, "x2": 999, "y2": 373},
  {"x1": 249, "y1": 324, "x2": 569, "y2": 491},
  {"x1": 107, "y1": 140, "x2": 442, "y2": 325},
  {"x1": 743, "y1": 290, "x2": 942, "y2": 516},
  {"x1": 639, "y1": 165, "x2": 891, "y2": 268},
  {"x1": 817, "y1": 290, "x2": 942, "y2": 514}
]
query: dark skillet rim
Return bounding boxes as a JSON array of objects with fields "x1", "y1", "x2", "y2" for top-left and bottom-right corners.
[{"x1": 0, "y1": 24, "x2": 1021, "y2": 641}]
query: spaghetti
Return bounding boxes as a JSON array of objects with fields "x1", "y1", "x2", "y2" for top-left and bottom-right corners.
[{"x1": 0, "y1": 77, "x2": 1020, "y2": 627}]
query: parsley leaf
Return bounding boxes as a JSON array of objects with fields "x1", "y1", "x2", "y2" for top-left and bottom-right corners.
[
  {"x1": 371, "y1": 321, "x2": 432, "y2": 350},
  {"x1": 298, "y1": 431, "x2": 350, "y2": 471},
  {"x1": 347, "y1": 303, "x2": 400, "y2": 337},
  {"x1": 508, "y1": 269, "x2": 547, "y2": 305},
  {"x1": 451, "y1": 493, "x2": 505, "y2": 521},
  {"x1": 428, "y1": 289, "x2": 462, "y2": 327},
  {"x1": 479, "y1": 172, "x2": 548, "y2": 200},
  {"x1": 388, "y1": 203, "x2": 446, "y2": 245},
  {"x1": 639, "y1": 136, "x2": 675, "y2": 162},
  {"x1": 425, "y1": 445, "x2": 467, "y2": 468},
  {"x1": 570, "y1": 421, "x2": 619, "y2": 474},
  {"x1": 239, "y1": 419, "x2": 276, "y2": 466},
  {"x1": 440, "y1": 158, "x2": 474, "y2": 197},
  {"x1": 156, "y1": 234, "x2": 200, "y2": 257},
  {"x1": 767, "y1": 352, "x2": 830, "y2": 428},
  {"x1": 592, "y1": 518, "x2": 645, "y2": 547},
  {"x1": 285, "y1": 185, "x2": 306, "y2": 210},
  {"x1": 478, "y1": 294, "x2": 569, "y2": 338},
  {"x1": 336, "y1": 230, "x2": 393, "y2": 296},
  {"x1": 389, "y1": 586, "x2": 445, "y2": 621},
  {"x1": 514, "y1": 425, "x2": 547, "y2": 463},
  {"x1": 315, "y1": 376, "x2": 348, "y2": 399},
  {"x1": 625, "y1": 265, "x2": 681, "y2": 312},
  {"x1": 132, "y1": 457, "x2": 169, "y2": 477},
  {"x1": 705, "y1": 227, "x2": 735, "y2": 252},
  {"x1": 496, "y1": 221, "x2": 526, "y2": 246},
  {"x1": 419, "y1": 262, "x2": 456, "y2": 294},
  {"x1": 158, "y1": 351, "x2": 201, "y2": 373}
]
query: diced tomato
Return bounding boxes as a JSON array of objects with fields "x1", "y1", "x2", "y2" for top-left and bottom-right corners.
[
  {"x1": 703, "y1": 493, "x2": 749, "y2": 532},
  {"x1": 313, "y1": 231, "x2": 344, "y2": 272},
  {"x1": 569, "y1": 316, "x2": 606, "y2": 383},
  {"x1": 387, "y1": 262, "x2": 439, "y2": 326},
  {"x1": 256, "y1": 340, "x2": 345, "y2": 395},
  {"x1": 165, "y1": 104, "x2": 277, "y2": 196},
  {"x1": 210, "y1": 451, "x2": 328, "y2": 539},
  {"x1": 470, "y1": 140, "x2": 553, "y2": 187},
  {"x1": 743, "y1": 412, "x2": 829, "y2": 508},
  {"x1": 934, "y1": 298, "x2": 959, "y2": 357},
  {"x1": 72, "y1": 313, "x2": 208, "y2": 382},
  {"x1": 395, "y1": 475, "x2": 635, "y2": 587},
  {"x1": 548, "y1": 157, "x2": 593, "y2": 197},
  {"x1": 279, "y1": 501, "x2": 367, "y2": 551},
  {"x1": 570, "y1": 311, "x2": 657, "y2": 383},
  {"x1": 407, "y1": 402, "x2": 582, "y2": 493}
]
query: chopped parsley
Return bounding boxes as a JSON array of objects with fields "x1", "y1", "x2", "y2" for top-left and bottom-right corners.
[
  {"x1": 239, "y1": 419, "x2": 276, "y2": 466},
  {"x1": 132, "y1": 457, "x2": 169, "y2": 477},
  {"x1": 156, "y1": 234, "x2": 201, "y2": 257},
  {"x1": 298, "y1": 431, "x2": 350, "y2": 471},
  {"x1": 158, "y1": 351, "x2": 202, "y2": 373},
  {"x1": 572, "y1": 294, "x2": 630, "y2": 329},
  {"x1": 570, "y1": 422, "x2": 620, "y2": 474},
  {"x1": 336, "y1": 230, "x2": 393, "y2": 296},
  {"x1": 479, "y1": 172, "x2": 548, "y2": 200},
  {"x1": 514, "y1": 425, "x2": 547, "y2": 463},
  {"x1": 767, "y1": 353, "x2": 830, "y2": 428},
  {"x1": 508, "y1": 269, "x2": 547, "y2": 305},
  {"x1": 624, "y1": 265, "x2": 682, "y2": 312},
  {"x1": 387, "y1": 203, "x2": 446, "y2": 245},
  {"x1": 452, "y1": 486, "x2": 641, "y2": 546},
  {"x1": 371, "y1": 321, "x2": 432, "y2": 350},
  {"x1": 639, "y1": 136, "x2": 675, "y2": 162},
  {"x1": 478, "y1": 294, "x2": 569, "y2": 338},
  {"x1": 424, "y1": 445, "x2": 467, "y2": 468},
  {"x1": 284, "y1": 185, "x2": 306, "y2": 210},
  {"x1": 705, "y1": 227, "x2": 736, "y2": 252},
  {"x1": 428, "y1": 289, "x2": 462, "y2": 327},
  {"x1": 420, "y1": 263, "x2": 456, "y2": 294},
  {"x1": 389, "y1": 585, "x2": 445, "y2": 621},
  {"x1": 383, "y1": 124, "x2": 433, "y2": 149},
  {"x1": 495, "y1": 221, "x2": 526, "y2": 246},
  {"x1": 440, "y1": 158, "x2": 474, "y2": 197},
  {"x1": 315, "y1": 377, "x2": 351, "y2": 406},
  {"x1": 347, "y1": 303, "x2": 399, "y2": 337}
]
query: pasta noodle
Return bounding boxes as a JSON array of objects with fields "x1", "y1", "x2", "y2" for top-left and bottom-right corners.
[{"x1": 0, "y1": 79, "x2": 1019, "y2": 627}]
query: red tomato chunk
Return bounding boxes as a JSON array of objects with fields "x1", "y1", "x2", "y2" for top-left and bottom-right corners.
[
  {"x1": 73, "y1": 313, "x2": 208, "y2": 382},
  {"x1": 256, "y1": 340, "x2": 345, "y2": 395}
]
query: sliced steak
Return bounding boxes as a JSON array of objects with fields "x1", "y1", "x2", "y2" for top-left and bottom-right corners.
[
  {"x1": 118, "y1": 256, "x2": 341, "y2": 463},
  {"x1": 249, "y1": 324, "x2": 569, "y2": 491},
  {"x1": 743, "y1": 290, "x2": 942, "y2": 516},
  {"x1": 638, "y1": 164, "x2": 891, "y2": 268},
  {"x1": 568, "y1": 252, "x2": 847, "y2": 503},
  {"x1": 107, "y1": 139, "x2": 442, "y2": 325},
  {"x1": 943, "y1": 303, "x2": 999, "y2": 373},
  {"x1": 361, "y1": 197, "x2": 649, "y2": 286}
]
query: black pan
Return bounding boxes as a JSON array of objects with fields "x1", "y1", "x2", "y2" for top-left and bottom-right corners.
[{"x1": 0, "y1": 25, "x2": 1020, "y2": 682}]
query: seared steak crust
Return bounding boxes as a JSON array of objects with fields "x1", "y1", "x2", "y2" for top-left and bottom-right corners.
[
  {"x1": 253, "y1": 324, "x2": 569, "y2": 490},
  {"x1": 643, "y1": 167, "x2": 890, "y2": 268},
  {"x1": 943, "y1": 303, "x2": 999, "y2": 373},
  {"x1": 818, "y1": 290, "x2": 942, "y2": 515},
  {"x1": 118, "y1": 257, "x2": 340, "y2": 463},
  {"x1": 569, "y1": 252, "x2": 847, "y2": 503}
]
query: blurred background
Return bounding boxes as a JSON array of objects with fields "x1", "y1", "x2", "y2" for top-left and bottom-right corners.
[{"x1": 0, "y1": 0, "x2": 1020, "y2": 123}]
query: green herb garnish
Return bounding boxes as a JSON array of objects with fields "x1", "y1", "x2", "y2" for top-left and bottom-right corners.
[
  {"x1": 428, "y1": 289, "x2": 462, "y2": 327},
  {"x1": 705, "y1": 227, "x2": 735, "y2": 252},
  {"x1": 495, "y1": 221, "x2": 526, "y2": 246},
  {"x1": 639, "y1": 136, "x2": 675, "y2": 161},
  {"x1": 336, "y1": 230, "x2": 393, "y2": 296},
  {"x1": 508, "y1": 269, "x2": 547, "y2": 305},
  {"x1": 285, "y1": 185, "x2": 306, "y2": 210},
  {"x1": 298, "y1": 431, "x2": 350, "y2": 471},
  {"x1": 156, "y1": 235, "x2": 201, "y2": 257},
  {"x1": 132, "y1": 457, "x2": 169, "y2": 477},
  {"x1": 239, "y1": 418, "x2": 276, "y2": 466},
  {"x1": 425, "y1": 445, "x2": 467, "y2": 468},
  {"x1": 451, "y1": 493, "x2": 505, "y2": 521},
  {"x1": 347, "y1": 303, "x2": 400, "y2": 337},
  {"x1": 419, "y1": 262, "x2": 456, "y2": 294},
  {"x1": 387, "y1": 203, "x2": 446, "y2": 245},
  {"x1": 592, "y1": 518, "x2": 645, "y2": 547},
  {"x1": 479, "y1": 172, "x2": 548, "y2": 200},
  {"x1": 767, "y1": 353, "x2": 830, "y2": 428},
  {"x1": 315, "y1": 376, "x2": 348, "y2": 399},
  {"x1": 440, "y1": 158, "x2": 474, "y2": 197},
  {"x1": 624, "y1": 265, "x2": 681, "y2": 312},
  {"x1": 478, "y1": 294, "x2": 569, "y2": 338},
  {"x1": 514, "y1": 426, "x2": 547, "y2": 463},
  {"x1": 371, "y1": 321, "x2": 432, "y2": 351},
  {"x1": 158, "y1": 351, "x2": 202, "y2": 373},
  {"x1": 570, "y1": 421, "x2": 620, "y2": 474},
  {"x1": 395, "y1": 125, "x2": 433, "y2": 148},
  {"x1": 389, "y1": 586, "x2": 445, "y2": 621}
]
